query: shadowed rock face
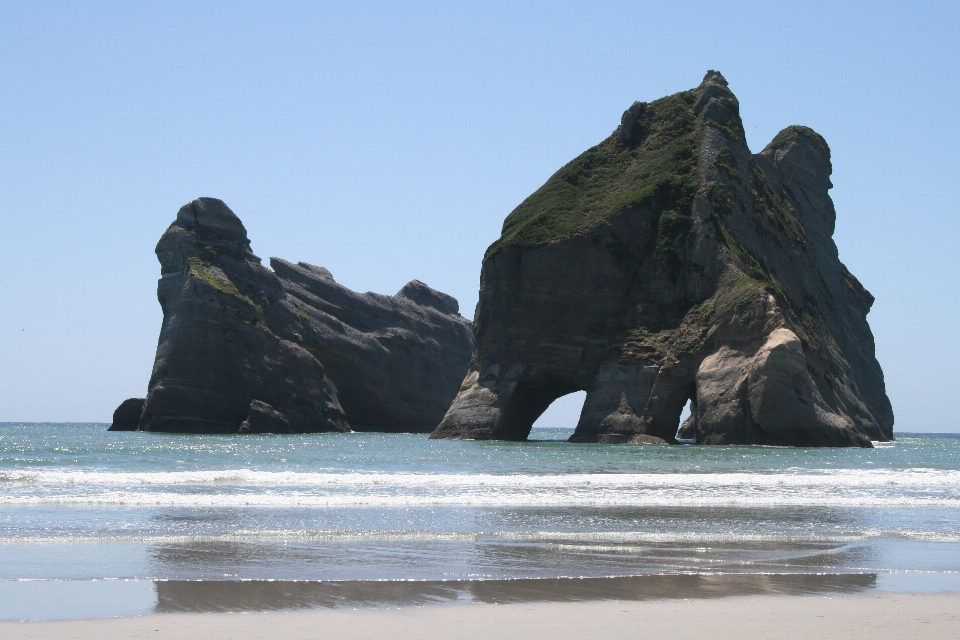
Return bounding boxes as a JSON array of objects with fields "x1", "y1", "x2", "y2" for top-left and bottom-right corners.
[
  {"x1": 431, "y1": 71, "x2": 893, "y2": 447},
  {"x1": 268, "y1": 259, "x2": 475, "y2": 432},
  {"x1": 107, "y1": 398, "x2": 145, "y2": 431},
  {"x1": 126, "y1": 198, "x2": 473, "y2": 434}
]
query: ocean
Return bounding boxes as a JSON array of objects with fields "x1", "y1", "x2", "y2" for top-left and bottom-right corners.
[{"x1": 1, "y1": 423, "x2": 958, "y2": 620}]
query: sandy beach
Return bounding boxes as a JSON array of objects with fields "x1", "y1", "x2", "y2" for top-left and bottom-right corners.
[{"x1": 2, "y1": 592, "x2": 957, "y2": 640}]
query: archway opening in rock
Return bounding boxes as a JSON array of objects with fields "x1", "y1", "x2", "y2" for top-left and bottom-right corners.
[
  {"x1": 675, "y1": 393, "x2": 696, "y2": 444},
  {"x1": 499, "y1": 375, "x2": 585, "y2": 441},
  {"x1": 531, "y1": 390, "x2": 587, "y2": 437}
]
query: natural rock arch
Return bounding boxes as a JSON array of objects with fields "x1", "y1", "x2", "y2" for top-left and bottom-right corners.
[
  {"x1": 498, "y1": 371, "x2": 585, "y2": 441},
  {"x1": 430, "y1": 71, "x2": 892, "y2": 447}
]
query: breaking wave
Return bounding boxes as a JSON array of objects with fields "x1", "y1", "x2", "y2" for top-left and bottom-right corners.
[{"x1": 2, "y1": 468, "x2": 958, "y2": 508}]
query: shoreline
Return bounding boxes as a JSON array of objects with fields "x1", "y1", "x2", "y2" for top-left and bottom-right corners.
[
  {"x1": 1, "y1": 592, "x2": 958, "y2": 639},
  {"x1": 3, "y1": 571, "x2": 960, "y2": 622}
]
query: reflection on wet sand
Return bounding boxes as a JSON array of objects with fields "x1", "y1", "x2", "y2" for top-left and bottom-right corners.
[
  {"x1": 154, "y1": 573, "x2": 877, "y2": 613},
  {"x1": 147, "y1": 536, "x2": 867, "y2": 582}
]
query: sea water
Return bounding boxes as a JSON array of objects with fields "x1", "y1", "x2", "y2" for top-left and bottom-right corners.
[{"x1": 1, "y1": 423, "x2": 958, "y2": 619}]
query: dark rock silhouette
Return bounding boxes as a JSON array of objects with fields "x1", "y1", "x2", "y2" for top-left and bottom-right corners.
[
  {"x1": 114, "y1": 198, "x2": 473, "y2": 434},
  {"x1": 268, "y1": 259, "x2": 475, "y2": 432},
  {"x1": 431, "y1": 71, "x2": 893, "y2": 447},
  {"x1": 107, "y1": 398, "x2": 145, "y2": 431}
]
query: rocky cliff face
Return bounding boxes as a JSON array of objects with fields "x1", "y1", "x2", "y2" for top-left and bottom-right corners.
[
  {"x1": 431, "y1": 71, "x2": 893, "y2": 447},
  {"x1": 268, "y1": 258, "x2": 474, "y2": 432},
  {"x1": 122, "y1": 198, "x2": 473, "y2": 434}
]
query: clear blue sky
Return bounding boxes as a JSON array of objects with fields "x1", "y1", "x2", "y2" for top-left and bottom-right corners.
[{"x1": 1, "y1": 1, "x2": 957, "y2": 432}]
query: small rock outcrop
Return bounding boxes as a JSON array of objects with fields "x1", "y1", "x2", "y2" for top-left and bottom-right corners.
[
  {"x1": 431, "y1": 71, "x2": 893, "y2": 447},
  {"x1": 115, "y1": 198, "x2": 473, "y2": 434},
  {"x1": 107, "y1": 398, "x2": 145, "y2": 431}
]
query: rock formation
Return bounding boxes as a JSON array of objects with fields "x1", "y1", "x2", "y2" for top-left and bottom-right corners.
[
  {"x1": 115, "y1": 197, "x2": 473, "y2": 434},
  {"x1": 431, "y1": 71, "x2": 893, "y2": 447},
  {"x1": 268, "y1": 259, "x2": 473, "y2": 432},
  {"x1": 107, "y1": 398, "x2": 145, "y2": 431}
]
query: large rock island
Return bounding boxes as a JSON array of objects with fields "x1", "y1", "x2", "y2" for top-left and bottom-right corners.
[
  {"x1": 430, "y1": 71, "x2": 893, "y2": 447},
  {"x1": 111, "y1": 198, "x2": 473, "y2": 433}
]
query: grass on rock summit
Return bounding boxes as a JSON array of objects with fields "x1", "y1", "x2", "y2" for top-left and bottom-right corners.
[{"x1": 486, "y1": 89, "x2": 699, "y2": 257}]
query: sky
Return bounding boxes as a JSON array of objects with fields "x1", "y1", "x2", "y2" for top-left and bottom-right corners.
[{"x1": 1, "y1": 1, "x2": 958, "y2": 432}]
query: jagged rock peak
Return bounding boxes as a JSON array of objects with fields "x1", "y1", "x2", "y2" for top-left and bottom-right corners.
[
  {"x1": 397, "y1": 280, "x2": 460, "y2": 315},
  {"x1": 700, "y1": 69, "x2": 728, "y2": 87},
  {"x1": 174, "y1": 197, "x2": 250, "y2": 246},
  {"x1": 287, "y1": 261, "x2": 335, "y2": 282}
]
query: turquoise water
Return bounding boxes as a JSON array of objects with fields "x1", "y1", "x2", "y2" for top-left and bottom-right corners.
[{"x1": 1, "y1": 424, "x2": 959, "y2": 618}]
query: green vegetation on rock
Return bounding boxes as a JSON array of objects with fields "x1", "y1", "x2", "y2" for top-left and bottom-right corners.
[
  {"x1": 187, "y1": 256, "x2": 259, "y2": 310},
  {"x1": 749, "y1": 160, "x2": 806, "y2": 246},
  {"x1": 707, "y1": 192, "x2": 790, "y2": 306},
  {"x1": 487, "y1": 90, "x2": 699, "y2": 257},
  {"x1": 165, "y1": 223, "x2": 196, "y2": 237},
  {"x1": 713, "y1": 146, "x2": 741, "y2": 183},
  {"x1": 620, "y1": 275, "x2": 771, "y2": 364},
  {"x1": 708, "y1": 182, "x2": 735, "y2": 217},
  {"x1": 188, "y1": 256, "x2": 239, "y2": 296}
]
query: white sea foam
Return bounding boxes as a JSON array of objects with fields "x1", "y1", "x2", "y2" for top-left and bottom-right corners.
[
  {"x1": 1, "y1": 489, "x2": 957, "y2": 508},
  {"x1": 2, "y1": 467, "x2": 959, "y2": 488},
  {"x1": 2, "y1": 468, "x2": 958, "y2": 508},
  {"x1": 0, "y1": 468, "x2": 960, "y2": 508},
  {"x1": 3, "y1": 528, "x2": 959, "y2": 546}
]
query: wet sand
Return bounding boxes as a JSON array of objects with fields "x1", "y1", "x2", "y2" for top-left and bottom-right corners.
[
  {"x1": 2, "y1": 592, "x2": 958, "y2": 639},
  {"x1": 152, "y1": 572, "x2": 881, "y2": 611},
  {"x1": 0, "y1": 572, "x2": 890, "y2": 620}
]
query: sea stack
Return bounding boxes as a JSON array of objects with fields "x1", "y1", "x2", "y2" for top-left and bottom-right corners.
[
  {"x1": 431, "y1": 71, "x2": 893, "y2": 447},
  {"x1": 116, "y1": 198, "x2": 474, "y2": 434},
  {"x1": 107, "y1": 398, "x2": 145, "y2": 431}
]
